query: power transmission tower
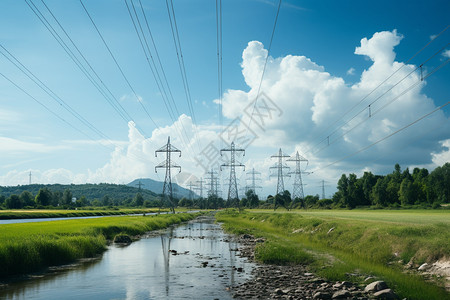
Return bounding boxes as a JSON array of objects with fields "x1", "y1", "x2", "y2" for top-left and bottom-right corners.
[
  {"x1": 287, "y1": 151, "x2": 308, "y2": 200},
  {"x1": 29, "y1": 171, "x2": 32, "y2": 185},
  {"x1": 188, "y1": 181, "x2": 195, "y2": 200},
  {"x1": 270, "y1": 149, "x2": 290, "y2": 195},
  {"x1": 155, "y1": 137, "x2": 181, "y2": 213},
  {"x1": 136, "y1": 180, "x2": 143, "y2": 192},
  {"x1": 205, "y1": 169, "x2": 219, "y2": 197},
  {"x1": 320, "y1": 180, "x2": 331, "y2": 199},
  {"x1": 195, "y1": 178, "x2": 204, "y2": 198},
  {"x1": 245, "y1": 168, "x2": 262, "y2": 196},
  {"x1": 221, "y1": 142, "x2": 245, "y2": 206}
]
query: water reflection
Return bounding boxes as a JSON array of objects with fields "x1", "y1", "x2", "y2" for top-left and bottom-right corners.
[{"x1": 0, "y1": 216, "x2": 255, "y2": 300}]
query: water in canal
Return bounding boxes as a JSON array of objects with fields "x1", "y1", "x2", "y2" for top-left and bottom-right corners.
[{"x1": 0, "y1": 216, "x2": 255, "y2": 299}]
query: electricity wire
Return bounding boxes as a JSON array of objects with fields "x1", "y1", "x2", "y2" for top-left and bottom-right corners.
[
  {"x1": 124, "y1": 0, "x2": 194, "y2": 156},
  {"x1": 245, "y1": 0, "x2": 282, "y2": 136},
  {"x1": 304, "y1": 25, "x2": 449, "y2": 154},
  {"x1": 164, "y1": 0, "x2": 203, "y2": 153},
  {"x1": 79, "y1": 0, "x2": 159, "y2": 129},
  {"x1": 306, "y1": 43, "x2": 449, "y2": 155},
  {"x1": 310, "y1": 101, "x2": 450, "y2": 173}
]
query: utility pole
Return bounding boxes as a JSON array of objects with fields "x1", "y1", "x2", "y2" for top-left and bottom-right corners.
[
  {"x1": 245, "y1": 168, "x2": 262, "y2": 196},
  {"x1": 155, "y1": 137, "x2": 181, "y2": 214},
  {"x1": 221, "y1": 142, "x2": 245, "y2": 207},
  {"x1": 287, "y1": 151, "x2": 308, "y2": 201},
  {"x1": 270, "y1": 149, "x2": 290, "y2": 195}
]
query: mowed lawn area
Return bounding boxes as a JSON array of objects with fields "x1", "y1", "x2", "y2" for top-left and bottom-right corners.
[{"x1": 217, "y1": 209, "x2": 450, "y2": 300}]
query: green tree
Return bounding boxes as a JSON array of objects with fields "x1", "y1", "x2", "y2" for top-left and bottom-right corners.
[
  {"x1": 360, "y1": 172, "x2": 378, "y2": 206},
  {"x1": 19, "y1": 191, "x2": 35, "y2": 207},
  {"x1": 133, "y1": 193, "x2": 144, "y2": 207},
  {"x1": 0, "y1": 195, "x2": 5, "y2": 206},
  {"x1": 245, "y1": 189, "x2": 260, "y2": 208},
  {"x1": 102, "y1": 195, "x2": 111, "y2": 206},
  {"x1": 239, "y1": 197, "x2": 249, "y2": 208},
  {"x1": 35, "y1": 188, "x2": 52, "y2": 206},
  {"x1": 346, "y1": 173, "x2": 362, "y2": 208},
  {"x1": 398, "y1": 177, "x2": 417, "y2": 205},
  {"x1": 53, "y1": 191, "x2": 62, "y2": 207},
  {"x1": 75, "y1": 195, "x2": 88, "y2": 207},
  {"x1": 281, "y1": 190, "x2": 292, "y2": 209},
  {"x1": 334, "y1": 174, "x2": 349, "y2": 207},
  {"x1": 371, "y1": 178, "x2": 388, "y2": 207},
  {"x1": 304, "y1": 195, "x2": 319, "y2": 208},
  {"x1": 62, "y1": 189, "x2": 73, "y2": 206},
  {"x1": 6, "y1": 194, "x2": 22, "y2": 209}
]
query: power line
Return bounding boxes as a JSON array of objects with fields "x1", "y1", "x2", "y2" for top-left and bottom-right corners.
[
  {"x1": 165, "y1": 0, "x2": 202, "y2": 153},
  {"x1": 311, "y1": 54, "x2": 449, "y2": 156},
  {"x1": 26, "y1": 0, "x2": 135, "y2": 126},
  {"x1": 79, "y1": 0, "x2": 159, "y2": 129},
  {"x1": 124, "y1": 0, "x2": 194, "y2": 156},
  {"x1": 245, "y1": 0, "x2": 282, "y2": 135},
  {"x1": 0, "y1": 44, "x2": 111, "y2": 142},
  {"x1": 310, "y1": 101, "x2": 450, "y2": 173},
  {"x1": 216, "y1": 0, "x2": 223, "y2": 146},
  {"x1": 0, "y1": 71, "x2": 101, "y2": 145},
  {"x1": 305, "y1": 25, "x2": 449, "y2": 154},
  {"x1": 23, "y1": 0, "x2": 158, "y2": 164}
]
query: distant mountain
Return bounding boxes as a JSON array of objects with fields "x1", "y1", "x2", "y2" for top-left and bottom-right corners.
[{"x1": 128, "y1": 178, "x2": 195, "y2": 199}]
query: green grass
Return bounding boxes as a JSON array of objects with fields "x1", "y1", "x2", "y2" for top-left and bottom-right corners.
[
  {"x1": 0, "y1": 212, "x2": 201, "y2": 277},
  {"x1": 216, "y1": 209, "x2": 449, "y2": 300},
  {"x1": 0, "y1": 208, "x2": 166, "y2": 220}
]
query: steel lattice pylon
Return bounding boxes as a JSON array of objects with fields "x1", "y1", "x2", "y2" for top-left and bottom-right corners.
[
  {"x1": 205, "y1": 169, "x2": 219, "y2": 197},
  {"x1": 270, "y1": 148, "x2": 290, "y2": 195},
  {"x1": 221, "y1": 142, "x2": 245, "y2": 206},
  {"x1": 287, "y1": 151, "x2": 308, "y2": 200},
  {"x1": 155, "y1": 137, "x2": 181, "y2": 213},
  {"x1": 245, "y1": 168, "x2": 262, "y2": 196}
]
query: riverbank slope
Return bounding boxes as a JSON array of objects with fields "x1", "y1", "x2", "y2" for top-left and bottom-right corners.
[
  {"x1": 217, "y1": 209, "x2": 449, "y2": 300},
  {"x1": 0, "y1": 212, "x2": 201, "y2": 277}
]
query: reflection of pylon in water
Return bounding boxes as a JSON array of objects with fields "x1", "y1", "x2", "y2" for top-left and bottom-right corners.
[
  {"x1": 155, "y1": 137, "x2": 181, "y2": 213},
  {"x1": 270, "y1": 148, "x2": 290, "y2": 195},
  {"x1": 221, "y1": 142, "x2": 245, "y2": 205},
  {"x1": 287, "y1": 151, "x2": 308, "y2": 200}
]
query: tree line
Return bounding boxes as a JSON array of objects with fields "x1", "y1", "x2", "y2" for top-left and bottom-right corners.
[
  {"x1": 0, "y1": 187, "x2": 160, "y2": 209},
  {"x1": 331, "y1": 162, "x2": 449, "y2": 209}
]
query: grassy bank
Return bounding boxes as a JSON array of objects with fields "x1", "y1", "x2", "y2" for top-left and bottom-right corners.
[
  {"x1": 0, "y1": 208, "x2": 167, "y2": 220},
  {"x1": 0, "y1": 212, "x2": 201, "y2": 277},
  {"x1": 216, "y1": 209, "x2": 449, "y2": 300}
]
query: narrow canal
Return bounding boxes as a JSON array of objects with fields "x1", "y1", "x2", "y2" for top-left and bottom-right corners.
[{"x1": 0, "y1": 216, "x2": 256, "y2": 299}]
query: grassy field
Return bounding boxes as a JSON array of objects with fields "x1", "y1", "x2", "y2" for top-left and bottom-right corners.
[
  {"x1": 216, "y1": 209, "x2": 449, "y2": 300},
  {"x1": 0, "y1": 212, "x2": 201, "y2": 277},
  {"x1": 0, "y1": 208, "x2": 168, "y2": 219}
]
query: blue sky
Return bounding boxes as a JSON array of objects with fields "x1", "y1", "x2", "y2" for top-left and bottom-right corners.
[{"x1": 0, "y1": 0, "x2": 449, "y2": 198}]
